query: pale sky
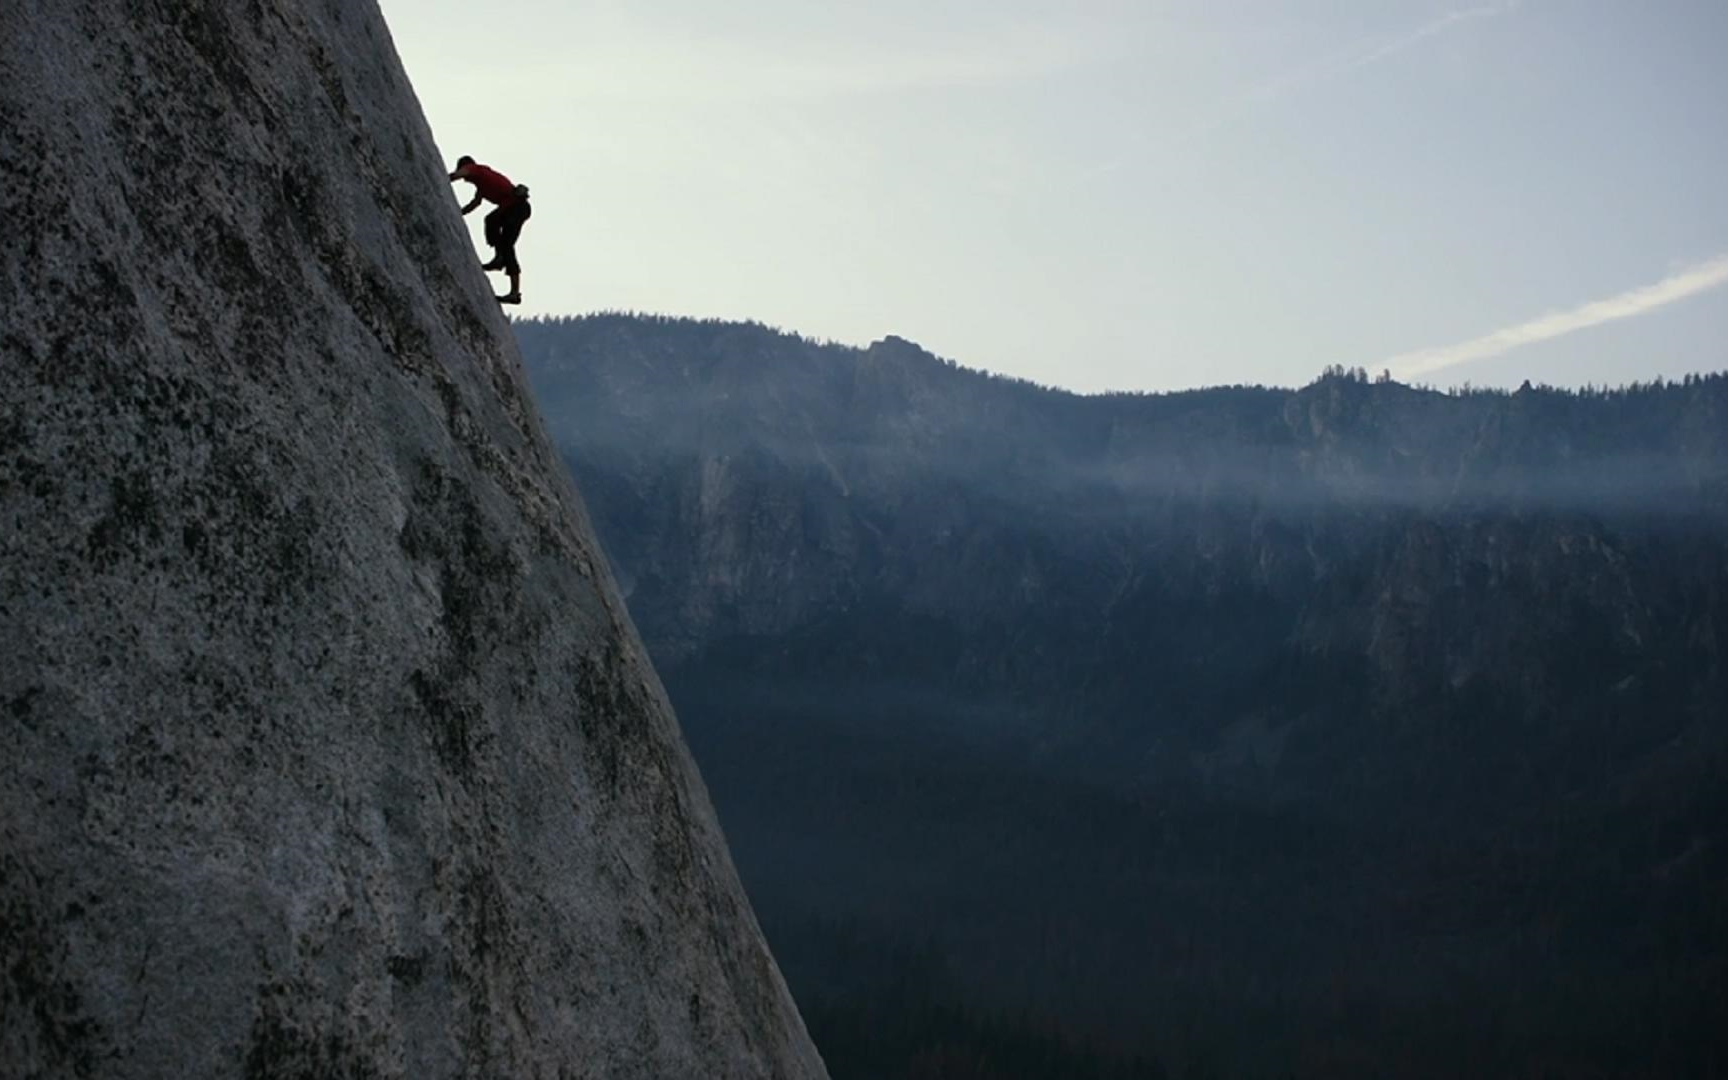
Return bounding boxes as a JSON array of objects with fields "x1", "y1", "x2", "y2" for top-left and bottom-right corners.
[{"x1": 381, "y1": 1, "x2": 1728, "y2": 393}]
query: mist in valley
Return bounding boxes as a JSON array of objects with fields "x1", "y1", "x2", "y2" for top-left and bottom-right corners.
[{"x1": 519, "y1": 315, "x2": 1728, "y2": 1078}]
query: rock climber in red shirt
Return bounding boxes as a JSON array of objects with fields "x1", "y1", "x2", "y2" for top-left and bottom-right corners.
[{"x1": 449, "y1": 155, "x2": 532, "y2": 305}]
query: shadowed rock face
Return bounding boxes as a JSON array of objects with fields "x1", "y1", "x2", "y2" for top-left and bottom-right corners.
[{"x1": 0, "y1": 3, "x2": 825, "y2": 1077}]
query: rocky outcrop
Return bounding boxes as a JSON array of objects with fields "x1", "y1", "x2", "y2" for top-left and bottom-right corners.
[{"x1": 0, "y1": 4, "x2": 824, "y2": 1078}]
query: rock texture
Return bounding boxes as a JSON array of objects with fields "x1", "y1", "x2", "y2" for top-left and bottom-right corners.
[{"x1": 0, "y1": 4, "x2": 824, "y2": 1078}]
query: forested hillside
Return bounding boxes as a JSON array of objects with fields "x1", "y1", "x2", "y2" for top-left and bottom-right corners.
[{"x1": 519, "y1": 313, "x2": 1728, "y2": 1079}]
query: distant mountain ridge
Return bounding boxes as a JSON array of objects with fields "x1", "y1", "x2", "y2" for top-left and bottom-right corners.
[
  {"x1": 526, "y1": 315, "x2": 1728, "y2": 510},
  {"x1": 519, "y1": 313, "x2": 1728, "y2": 1078},
  {"x1": 523, "y1": 313, "x2": 1727, "y2": 661}
]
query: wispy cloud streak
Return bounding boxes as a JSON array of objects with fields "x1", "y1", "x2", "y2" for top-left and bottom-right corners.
[
  {"x1": 1237, "y1": 5, "x2": 1506, "y2": 109},
  {"x1": 541, "y1": 19, "x2": 1114, "y2": 102},
  {"x1": 1076, "y1": 4, "x2": 1511, "y2": 184},
  {"x1": 1386, "y1": 254, "x2": 1728, "y2": 378}
]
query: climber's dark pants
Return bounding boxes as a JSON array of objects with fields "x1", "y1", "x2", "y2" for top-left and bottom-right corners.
[{"x1": 483, "y1": 199, "x2": 531, "y2": 274}]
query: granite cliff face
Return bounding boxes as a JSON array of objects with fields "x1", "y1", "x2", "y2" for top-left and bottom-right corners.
[{"x1": 0, "y1": 5, "x2": 823, "y2": 1078}]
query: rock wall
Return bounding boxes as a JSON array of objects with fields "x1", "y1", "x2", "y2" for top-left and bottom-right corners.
[{"x1": 0, "y1": 2, "x2": 825, "y2": 1077}]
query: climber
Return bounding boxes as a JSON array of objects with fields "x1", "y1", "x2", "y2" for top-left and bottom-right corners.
[{"x1": 449, "y1": 155, "x2": 531, "y2": 305}]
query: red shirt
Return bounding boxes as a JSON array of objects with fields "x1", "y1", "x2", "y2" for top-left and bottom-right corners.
[{"x1": 461, "y1": 164, "x2": 518, "y2": 205}]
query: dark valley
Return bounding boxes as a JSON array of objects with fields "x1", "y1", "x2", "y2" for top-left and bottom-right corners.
[{"x1": 519, "y1": 313, "x2": 1728, "y2": 1079}]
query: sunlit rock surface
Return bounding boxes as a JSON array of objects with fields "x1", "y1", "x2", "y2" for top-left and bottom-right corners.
[{"x1": 0, "y1": 3, "x2": 825, "y2": 1076}]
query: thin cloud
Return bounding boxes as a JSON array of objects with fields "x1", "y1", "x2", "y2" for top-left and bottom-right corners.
[
  {"x1": 1312, "y1": 6, "x2": 1506, "y2": 85},
  {"x1": 1078, "y1": 4, "x2": 1512, "y2": 184},
  {"x1": 1386, "y1": 254, "x2": 1728, "y2": 378},
  {"x1": 546, "y1": 20, "x2": 1114, "y2": 103},
  {"x1": 1238, "y1": 5, "x2": 1506, "y2": 108}
]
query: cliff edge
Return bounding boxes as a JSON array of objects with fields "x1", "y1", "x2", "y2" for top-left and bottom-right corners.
[{"x1": 0, "y1": 2, "x2": 825, "y2": 1076}]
